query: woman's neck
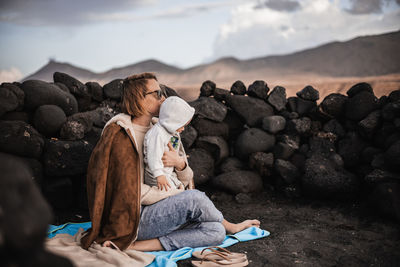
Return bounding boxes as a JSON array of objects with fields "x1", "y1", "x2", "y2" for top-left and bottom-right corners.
[{"x1": 132, "y1": 114, "x2": 152, "y2": 127}]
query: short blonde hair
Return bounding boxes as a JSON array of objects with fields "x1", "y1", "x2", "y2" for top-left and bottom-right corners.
[{"x1": 122, "y1": 72, "x2": 158, "y2": 117}]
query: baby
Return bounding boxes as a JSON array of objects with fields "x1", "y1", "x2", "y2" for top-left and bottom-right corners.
[{"x1": 144, "y1": 96, "x2": 195, "y2": 191}]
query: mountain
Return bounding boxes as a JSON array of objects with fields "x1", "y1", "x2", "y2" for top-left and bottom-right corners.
[{"x1": 21, "y1": 30, "x2": 400, "y2": 89}]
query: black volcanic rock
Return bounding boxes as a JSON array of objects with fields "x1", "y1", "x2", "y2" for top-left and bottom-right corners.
[
  {"x1": 60, "y1": 120, "x2": 85, "y2": 140},
  {"x1": 385, "y1": 140, "x2": 400, "y2": 171},
  {"x1": 235, "y1": 128, "x2": 275, "y2": 160},
  {"x1": 230, "y1": 80, "x2": 246, "y2": 95},
  {"x1": 323, "y1": 119, "x2": 346, "y2": 138},
  {"x1": 212, "y1": 170, "x2": 263, "y2": 194},
  {"x1": 274, "y1": 159, "x2": 300, "y2": 184},
  {"x1": 389, "y1": 89, "x2": 400, "y2": 102},
  {"x1": 345, "y1": 91, "x2": 379, "y2": 121},
  {"x1": 247, "y1": 80, "x2": 269, "y2": 100},
  {"x1": 190, "y1": 97, "x2": 227, "y2": 122},
  {"x1": 302, "y1": 154, "x2": 359, "y2": 198},
  {"x1": 187, "y1": 148, "x2": 214, "y2": 185},
  {"x1": 85, "y1": 81, "x2": 103, "y2": 102},
  {"x1": 42, "y1": 138, "x2": 94, "y2": 177},
  {"x1": 296, "y1": 97, "x2": 317, "y2": 116},
  {"x1": 346, "y1": 82, "x2": 374, "y2": 98},
  {"x1": 0, "y1": 120, "x2": 44, "y2": 158},
  {"x1": 249, "y1": 152, "x2": 273, "y2": 177},
  {"x1": 1, "y1": 83, "x2": 24, "y2": 110},
  {"x1": 180, "y1": 125, "x2": 197, "y2": 149},
  {"x1": 195, "y1": 136, "x2": 229, "y2": 164},
  {"x1": 0, "y1": 85, "x2": 19, "y2": 116},
  {"x1": 226, "y1": 95, "x2": 274, "y2": 127},
  {"x1": 287, "y1": 117, "x2": 312, "y2": 135},
  {"x1": 320, "y1": 93, "x2": 347, "y2": 118},
  {"x1": 382, "y1": 101, "x2": 400, "y2": 121},
  {"x1": 53, "y1": 72, "x2": 89, "y2": 97},
  {"x1": 103, "y1": 79, "x2": 124, "y2": 100},
  {"x1": 296, "y1": 85, "x2": 319, "y2": 101},
  {"x1": 21, "y1": 80, "x2": 78, "y2": 116},
  {"x1": 219, "y1": 157, "x2": 246, "y2": 174},
  {"x1": 0, "y1": 111, "x2": 30, "y2": 123},
  {"x1": 192, "y1": 118, "x2": 229, "y2": 139},
  {"x1": 357, "y1": 110, "x2": 381, "y2": 140},
  {"x1": 33, "y1": 105, "x2": 67, "y2": 137},
  {"x1": 338, "y1": 131, "x2": 366, "y2": 167},
  {"x1": 200, "y1": 80, "x2": 216, "y2": 97},
  {"x1": 267, "y1": 86, "x2": 287, "y2": 111},
  {"x1": 262, "y1": 115, "x2": 286, "y2": 134},
  {"x1": 214, "y1": 88, "x2": 230, "y2": 102}
]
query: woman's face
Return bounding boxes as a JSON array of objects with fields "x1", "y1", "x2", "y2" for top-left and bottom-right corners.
[{"x1": 142, "y1": 79, "x2": 165, "y2": 116}]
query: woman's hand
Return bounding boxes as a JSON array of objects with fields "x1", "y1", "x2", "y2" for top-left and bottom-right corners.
[{"x1": 162, "y1": 143, "x2": 186, "y2": 171}]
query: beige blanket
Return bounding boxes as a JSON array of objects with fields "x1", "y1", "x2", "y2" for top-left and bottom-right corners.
[{"x1": 45, "y1": 228, "x2": 155, "y2": 267}]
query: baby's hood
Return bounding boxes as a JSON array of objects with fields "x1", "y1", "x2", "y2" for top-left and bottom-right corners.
[{"x1": 159, "y1": 96, "x2": 195, "y2": 134}]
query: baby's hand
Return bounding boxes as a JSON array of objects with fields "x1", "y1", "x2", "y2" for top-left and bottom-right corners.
[{"x1": 157, "y1": 175, "x2": 171, "y2": 191}]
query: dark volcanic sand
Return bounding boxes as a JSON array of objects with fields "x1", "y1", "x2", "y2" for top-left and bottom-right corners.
[{"x1": 53, "y1": 188, "x2": 400, "y2": 267}]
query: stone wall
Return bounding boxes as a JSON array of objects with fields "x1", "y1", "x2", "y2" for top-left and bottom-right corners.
[{"x1": 0, "y1": 73, "x2": 399, "y2": 221}]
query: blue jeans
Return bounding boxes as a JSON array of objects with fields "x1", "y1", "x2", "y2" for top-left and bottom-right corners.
[{"x1": 137, "y1": 189, "x2": 225, "y2": 251}]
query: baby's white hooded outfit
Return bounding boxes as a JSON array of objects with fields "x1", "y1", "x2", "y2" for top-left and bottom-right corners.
[{"x1": 144, "y1": 96, "x2": 195, "y2": 189}]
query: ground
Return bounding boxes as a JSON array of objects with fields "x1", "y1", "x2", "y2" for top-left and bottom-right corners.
[{"x1": 53, "y1": 188, "x2": 400, "y2": 267}]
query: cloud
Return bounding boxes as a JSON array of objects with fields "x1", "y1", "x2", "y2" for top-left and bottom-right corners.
[
  {"x1": 345, "y1": 0, "x2": 385, "y2": 14},
  {"x1": 0, "y1": 67, "x2": 23, "y2": 83},
  {"x1": 0, "y1": 0, "x2": 154, "y2": 26},
  {"x1": 209, "y1": 0, "x2": 400, "y2": 62},
  {"x1": 254, "y1": 0, "x2": 301, "y2": 12}
]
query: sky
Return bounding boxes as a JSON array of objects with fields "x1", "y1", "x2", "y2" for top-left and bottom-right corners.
[{"x1": 0, "y1": 0, "x2": 399, "y2": 82}]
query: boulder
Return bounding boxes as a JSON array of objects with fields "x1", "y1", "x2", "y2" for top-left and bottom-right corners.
[
  {"x1": 200, "y1": 80, "x2": 216, "y2": 97},
  {"x1": 296, "y1": 97, "x2": 317, "y2": 116},
  {"x1": 274, "y1": 159, "x2": 300, "y2": 184},
  {"x1": 160, "y1": 84, "x2": 181, "y2": 98},
  {"x1": 1, "y1": 82, "x2": 24, "y2": 110},
  {"x1": 212, "y1": 170, "x2": 263, "y2": 194},
  {"x1": 357, "y1": 110, "x2": 381, "y2": 139},
  {"x1": 0, "y1": 83, "x2": 23, "y2": 116},
  {"x1": 364, "y1": 169, "x2": 400, "y2": 185},
  {"x1": 262, "y1": 115, "x2": 286, "y2": 134},
  {"x1": 296, "y1": 85, "x2": 319, "y2": 101},
  {"x1": 230, "y1": 80, "x2": 246, "y2": 95},
  {"x1": 235, "y1": 128, "x2": 275, "y2": 160},
  {"x1": 226, "y1": 95, "x2": 274, "y2": 127},
  {"x1": 338, "y1": 131, "x2": 366, "y2": 167},
  {"x1": 192, "y1": 118, "x2": 229, "y2": 139},
  {"x1": 60, "y1": 120, "x2": 85, "y2": 140},
  {"x1": 286, "y1": 97, "x2": 297, "y2": 112},
  {"x1": 223, "y1": 109, "x2": 244, "y2": 137},
  {"x1": 385, "y1": 140, "x2": 400, "y2": 171},
  {"x1": 247, "y1": 80, "x2": 269, "y2": 101},
  {"x1": 346, "y1": 82, "x2": 374, "y2": 98},
  {"x1": 33, "y1": 105, "x2": 67, "y2": 137},
  {"x1": 267, "y1": 86, "x2": 287, "y2": 111},
  {"x1": 195, "y1": 136, "x2": 229, "y2": 164},
  {"x1": 187, "y1": 148, "x2": 214, "y2": 185},
  {"x1": 214, "y1": 88, "x2": 230, "y2": 102},
  {"x1": 286, "y1": 117, "x2": 312, "y2": 135},
  {"x1": 0, "y1": 120, "x2": 44, "y2": 158},
  {"x1": 308, "y1": 133, "x2": 337, "y2": 157},
  {"x1": 323, "y1": 119, "x2": 345, "y2": 138},
  {"x1": 320, "y1": 93, "x2": 347, "y2": 118},
  {"x1": 388, "y1": 89, "x2": 400, "y2": 102},
  {"x1": 273, "y1": 142, "x2": 296, "y2": 160},
  {"x1": 345, "y1": 91, "x2": 378, "y2": 121},
  {"x1": 42, "y1": 138, "x2": 94, "y2": 177},
  {"x1": 190, "y1": 97, "x2": 227, "y2": 122},
  {"x1": 181, "y1": 125, "x2": 198, "y2": 149},
  {"x1": 361, "y1": 146, "x2": 382, "y2": 164},
  {"x1": 0, "y1": 111, "x2": 30, "y2": 123},
  {"x1": 103, "y1": 79, "x2": 124, "y2": 100},
  {"x1": 381, "y1": 101, "x2": 400, "y2": 121},
  {"x1": 235, "y1": 193, "x2": 252, "y2": 204},
  {"x1": 85, "y1": 81, "x2": 103, "y2": 102},
  {"x1": 42, "y1": 177, "x2": 74, "y2": 210},
  {"x1": 248, "y1": 152, "x2": 273, "y2": 177},
  {"x1": 218, "y1": 157, "x2": 246, "y2": 174},
  {"x1": 302, "y1": 154, "x2": 359, "y2": 198},
  {"x1": 53, "y1": 72, "x2": 89, "y2": 97},
  {"x1": 21, "y1": 80, "x2": 78, "y2": 115}
]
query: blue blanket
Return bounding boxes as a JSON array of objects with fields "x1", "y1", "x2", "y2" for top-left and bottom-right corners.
[{"x1": 48, "y1": 222, "x2": 270, "y2": 267}]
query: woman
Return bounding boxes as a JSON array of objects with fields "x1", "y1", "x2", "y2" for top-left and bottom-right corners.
[{"x1": 80, "y1": 73, "x2": 260, "y2": 252}]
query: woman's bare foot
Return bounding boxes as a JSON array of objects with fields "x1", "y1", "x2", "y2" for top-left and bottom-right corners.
[{"x1": 222, "y1": 219, "x2": 261, "y2": 234}]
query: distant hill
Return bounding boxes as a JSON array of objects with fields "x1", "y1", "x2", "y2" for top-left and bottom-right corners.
[{"x1": 22, "y1": 30, "x2": 400, "y2": 87}]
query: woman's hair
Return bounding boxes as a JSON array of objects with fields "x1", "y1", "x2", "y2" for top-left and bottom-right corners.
[{"x1": 122, "y1": 72, "x2": 158, "y2": 117}]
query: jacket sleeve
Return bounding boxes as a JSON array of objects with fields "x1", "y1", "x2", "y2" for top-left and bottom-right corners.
[{"x1": 145, "y1": 129, "x2": 167, "y2": 178}]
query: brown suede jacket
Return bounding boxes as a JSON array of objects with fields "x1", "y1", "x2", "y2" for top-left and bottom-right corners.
[{"x1": 80, "y1": 114, "x2": 194, "y2": 251}]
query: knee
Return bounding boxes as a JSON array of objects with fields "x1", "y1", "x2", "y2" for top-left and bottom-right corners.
[
  {"x1": 207, "y1": 222, "x2": 226, "y2": 245},
  {"x1": 187, "y1": 189, "x2": 208, "y2": 204}
]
